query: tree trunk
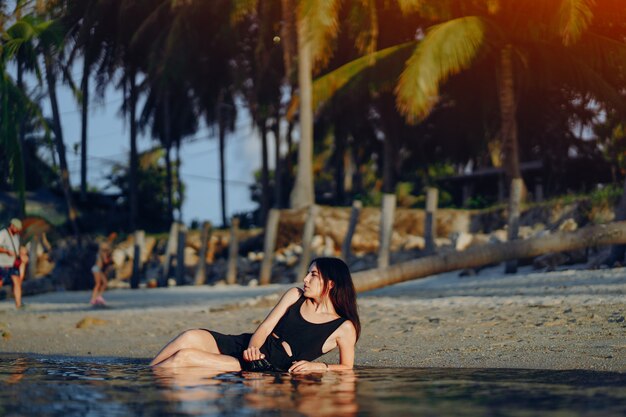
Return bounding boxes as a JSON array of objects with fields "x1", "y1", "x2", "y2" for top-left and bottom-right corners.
[
  {"x1": 44, "y1": 52, "x2": 80, "y2": 240},
  {"x1": 498, "y1": 43, "x2": 525, "y2": 266},
  {"x1": 218, "y1": 103, "x2": 227, "y2": 228},
  {"x1": 352, "y1": 221, "x2": 626, "y2": 293},
  {"x1": 260, "y1": 120, "x2": 270, "y2": 224},
  {"x1": 128, "y1": 72, "x2": 138, "y2": 232},
  {"x1": 175, "y1": 139, "x2": 183, "y2": 223},
  {"x1": 280, "y1": 0, "x2": 297, "y2": 83},
  {"x1": 606, "y1": 176, "x2": 626, "y2": 265},
  {"x1": 163, "y1": 95, "x2": 174, "y2": 224},
  {"x1": 16, "y1": 57, "x2": 26, "y2": 217},
  {"x1": 290, "y1": 16, "x2": 314, "y2": 209},
  {"x1": 497, "y1": 44, "x2": 521, "y2": 183},
  {"x1": 272, "y1": 118, "x2": 282, "y2": 208},
  {"x1": 285, "y1": 117, "x2": 295, "y2": 208},
  {"x1": 334, "y1": 123, "x2": 347, "y2": 205},
  {"x1": 80, "y1": 57, "x2": 90, "y2": 203},
  {"x1": 165, "y1": 144, "x2": 174, "y2": 223}
]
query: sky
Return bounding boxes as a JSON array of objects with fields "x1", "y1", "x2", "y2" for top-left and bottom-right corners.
[{"x1": 51, "y1": 82, "x2": 272, "y2": 228}]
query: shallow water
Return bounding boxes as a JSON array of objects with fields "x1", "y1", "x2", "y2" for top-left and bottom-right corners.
[{"x1": 0, "y1": 355, "x2": 624, "y2": 417}]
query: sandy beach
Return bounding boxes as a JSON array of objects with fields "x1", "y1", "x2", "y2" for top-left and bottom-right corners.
[{"x1": 1, "y1": 265, "x2": 624, "y2": 372}]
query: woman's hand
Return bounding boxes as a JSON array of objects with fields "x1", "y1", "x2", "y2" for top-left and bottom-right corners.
[
  {"x1": 242, "y1": 346, "x2": 265, "y2": 362},
  {"x1": 288, "y1": 360, "x2": 328, "y2": 373}
]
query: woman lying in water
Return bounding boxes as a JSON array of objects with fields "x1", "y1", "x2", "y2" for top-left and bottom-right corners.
[{"x1": 150, "y1": 257, "x2": 360, "y2": 373}]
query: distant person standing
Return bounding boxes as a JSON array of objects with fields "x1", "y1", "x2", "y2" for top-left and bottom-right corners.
[
  {"x1": 0, "y1": 218, "x2": 28, "y2": 309},
  {"x1": 90, "y1": 242, "x2": 113, "y2": 306}
]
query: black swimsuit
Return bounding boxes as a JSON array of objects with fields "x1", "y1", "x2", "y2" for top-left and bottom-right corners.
[{"x1": 207, "y1": 294, "x2": 347, "y2": 371}]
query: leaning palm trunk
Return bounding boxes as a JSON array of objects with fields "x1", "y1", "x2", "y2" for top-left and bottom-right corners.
[
  {"x1": 352, "y1": 221, "x2": 626, "y2": 293},
  {"x1": 44, "y1": 52, "x2": 80, "y2": 240}
]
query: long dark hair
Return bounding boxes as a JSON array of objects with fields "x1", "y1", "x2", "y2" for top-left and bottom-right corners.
[{"x1": 311, "y1": 257, "x2": 361, "y2": 341}]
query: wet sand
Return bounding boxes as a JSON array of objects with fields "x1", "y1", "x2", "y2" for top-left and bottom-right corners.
[{"x1": 0, "y1": 265, "x2": 624, "y2": 372}]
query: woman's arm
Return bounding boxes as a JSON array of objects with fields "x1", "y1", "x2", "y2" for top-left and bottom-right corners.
[
  {"x1": 333, "y1": 321, "x2": 357, "y2": 370},
  {"x1": 242, "y1": 287, "x2": 302, "y2": 361},
  {"x1": 289, "y1": 320, "x2": 357, "y2": 372}
]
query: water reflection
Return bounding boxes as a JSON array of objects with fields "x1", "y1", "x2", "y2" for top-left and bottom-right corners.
[
  {"x1": 0, "y1": 354, "x2": 625, "y2": 417},
  {"x1": 153, "y1": 366, "x2": 358, "y2": 416}
]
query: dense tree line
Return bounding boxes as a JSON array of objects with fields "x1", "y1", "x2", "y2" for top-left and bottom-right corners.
[{"x1": 1, "y1": 0, "x2": 625, "y2": 236}]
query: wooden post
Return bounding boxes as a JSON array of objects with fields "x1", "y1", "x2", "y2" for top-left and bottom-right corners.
[
  {"x1": 462, "y1": 183, "x2": 472, "y2": 207},
  {"x1": 194, "y1": 221, "x2": 212, "y2": 285},
  {"x1": 175, "y1": 224, "x2": 187, "y2": 286},
  {"x1": 341, "y1": 200, "x2": 362, "y2": 260},
  {"x1": 505, "y1": 178, "x2": 523, "y2": 273},
  {"x1": 424, "y1": 187, "x2": 439, "y2": 254},
  {"x1": 27, "y1": 235, "x2": 39, "y2": 280},
  {"x1": 535, "y1": 182, "x2": 543, "y2": 202},
  {"x1": 297, "y1": 204, "x2": 319, "y2": 280},
  {"x1": 259, "y1": 209, "x2": 281, "y2": 285},
  {"x1": 378, "y1": 194, "x2": 396, "y2": 268},
  {"x1": 226, "y1": 217, "x2": 240, "y2": 285},
  {"x1": 131, "y1": 230, "x2": 145, "y2": 289},
  {"x1": 498, "y1": 176, "x2": 505, "y2": 203},
  {"x1": 160, "y1": 222, "x2": 179, "y2": 286}
]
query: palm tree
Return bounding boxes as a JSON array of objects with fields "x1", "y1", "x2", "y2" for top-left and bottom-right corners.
[
  {"x1": 180, "y1": 0, "x2": 238, "y2": 227},
  {"x1": 2, "y1": 6, "x2": 81, "y2": 237},
  {"x1": 395, "y1": 0, "x2": 626, "y2": 185},
  {"x1": 232, "y1": 0, "x2": 372, "y2": 209},
  {"x1": 233, "y1": 0, "x2": 285, "y2": 223},
  {"x1": 64, "y1": 0, "x2": 114, "y2": 202}
]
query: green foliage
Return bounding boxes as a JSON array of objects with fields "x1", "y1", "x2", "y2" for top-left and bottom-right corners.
[
  {"x1": 312, "y1": 41, "x2": 417, "y2": 113},
  {"x1": 395, "y1": 16, "x2": 489, "y2": 122},
  {"x1": 589, "y1": 183, "x2": 622, "y2": 207},
  {"x1": 558, "y1": 0, "x2": 594, "y2": 46},
  {"x1": 464, "y1": 195, "x2": 489, "y2": 209},
  {"x1": 106, "y1": 148, "x2": 181, "y2": 232},
  {"x1": 395, "y1": 181, "x2": 418, "y2": 207}
]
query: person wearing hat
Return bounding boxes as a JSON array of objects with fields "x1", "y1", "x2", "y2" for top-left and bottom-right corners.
[{"x1": 0, "y1": 218, "x2": 29, "y2": 308}]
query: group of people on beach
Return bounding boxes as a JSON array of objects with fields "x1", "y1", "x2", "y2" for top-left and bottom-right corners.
[
  {"x1": 0, "y1": 218, "x2": 114, "y2": 309},
  {"x1": 2, "y1": 216, "x2": 360, "y2": 372}
]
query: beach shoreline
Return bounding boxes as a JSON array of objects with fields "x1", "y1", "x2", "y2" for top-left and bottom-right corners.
[{"x1": 1, "y1": 265, "x2": 624, "y2": 372}]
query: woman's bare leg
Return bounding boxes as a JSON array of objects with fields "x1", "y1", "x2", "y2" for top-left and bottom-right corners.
[
  {"x1": 11, "y1": 274, "x2": 22, "y2": 308},
  {"x1": 153, "y1": 348, "x2": 242, "y2": 371},
  {"x1": 150, "y1": 329, "x2": 220, "y2": 366},
  {"x1": 90, "y1": 272, "x2": 101, "y2": 304}
]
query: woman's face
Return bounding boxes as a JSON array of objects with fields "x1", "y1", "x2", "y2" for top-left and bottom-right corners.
[{"x1": 303, "y1": 263, "x2": 327, "y2": 299}]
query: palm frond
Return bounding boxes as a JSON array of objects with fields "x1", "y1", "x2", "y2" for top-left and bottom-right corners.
[
  {"x1": 395, "y1": 16, "x2": 489, "y2": 122},
  {"x1": 230, "y1": 0, "x2": 257, "y2": 24},
  {"x1": 571, "y1": 32, "x2": 626, "y2": 84},
  {"x1": 533, "y1": 43, "x2": 626, "y2": 115},
  {"x1": 130, "y1": 0, "x2": 171, "y2": 51},
  {"x1": 312, "y1": 41, "x2": 417, "y2": 113},
  {"x1": 298, "y1": 0, "x2": 341, "y2": 68},
  {"x1": 397, "y1": 0, "x2": 454, "y2": 20},
  {"x1": 558, "y1": 0, "x2": 594, "y2": 46},
  {"x1": 351, "y1": 0, "x2": 378, "y2": 58}
]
